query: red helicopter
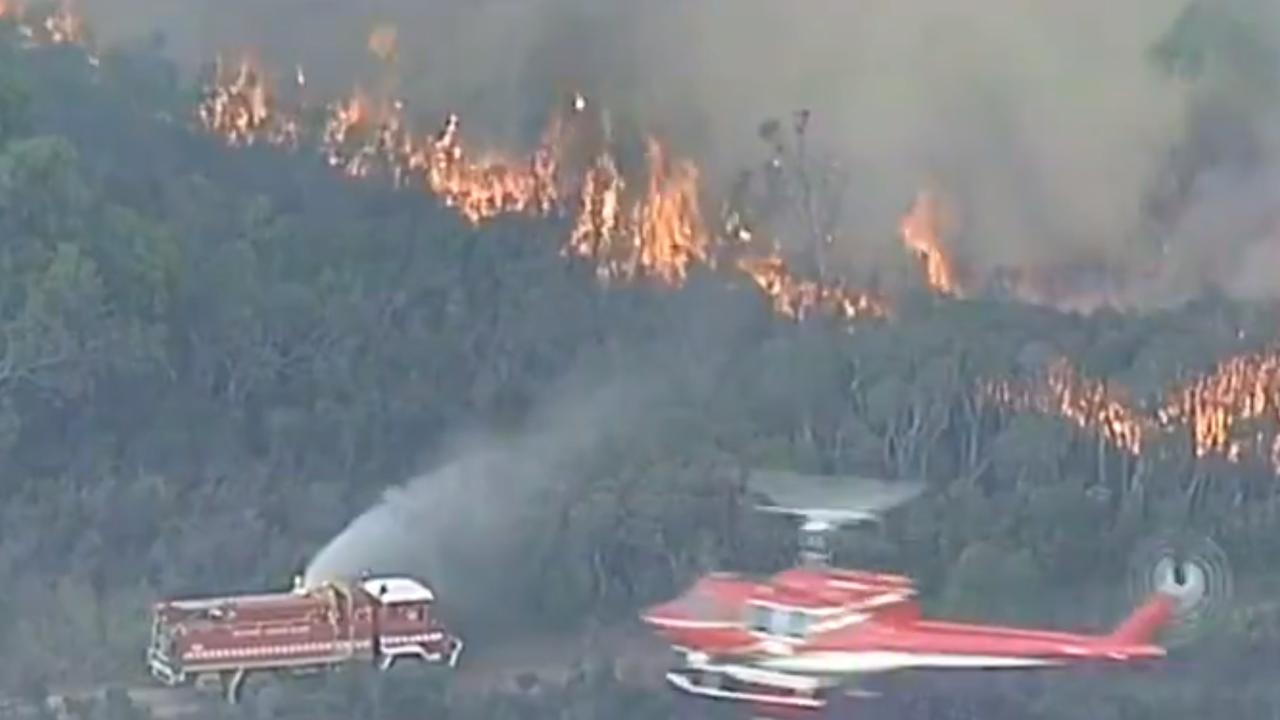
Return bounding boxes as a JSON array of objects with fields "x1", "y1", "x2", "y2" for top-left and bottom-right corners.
[{"x1": 640, "y1": 471, "x2": 1230, "y2": 714}]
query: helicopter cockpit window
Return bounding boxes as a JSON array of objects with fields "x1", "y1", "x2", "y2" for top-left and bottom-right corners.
[
  {"x1": 746, "y1": 605, "x2": 812, "y2": 638},
  {"x1": 746, "y1": 604, "x2": 771, "y2": 634},
  {"x1": 786, "y1": 611, "x2": 811, "y2": 638}
]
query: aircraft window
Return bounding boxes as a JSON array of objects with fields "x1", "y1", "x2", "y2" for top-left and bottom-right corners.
[
  {"x1": 766, "y1": 609, "x2": 785, "y2": 636},
  {"x1": 746, "y1": 604, "x2": 771, "y2": 633},
  {"x1": 744, "y1": 605, "x2": 813, "y2": 637},
  {"x1": 786, "y1": 611, "x2": 811, "y2": 638}
]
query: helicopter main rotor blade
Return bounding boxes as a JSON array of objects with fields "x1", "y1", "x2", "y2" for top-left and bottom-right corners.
[{"x1": 748, "y1": 469, "x2": 926, "y2": 526}]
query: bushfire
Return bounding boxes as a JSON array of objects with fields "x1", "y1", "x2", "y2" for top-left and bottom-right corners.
[
  {"x1": 987, "y1": 350, "x2": 1280, "y2": 474},
  {"x1": 0, "y1": 0, "x2": 95, "y2": 63},
  {"x1": 9, "y1": 10, "x2": 1280, "y2": 473},
  {"x1": 193, "y1": 48, "x2": 893, "y2": 320}
]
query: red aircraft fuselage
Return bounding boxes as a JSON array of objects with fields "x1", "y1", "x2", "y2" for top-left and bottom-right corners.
[{"x1": 641, "y1": 566, "x2": 1174, "y2": 711}]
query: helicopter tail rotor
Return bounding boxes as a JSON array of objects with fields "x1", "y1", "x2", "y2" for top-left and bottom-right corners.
[{"x1": 1126, "y1": 531, "x2": 1234, "y2": 648}]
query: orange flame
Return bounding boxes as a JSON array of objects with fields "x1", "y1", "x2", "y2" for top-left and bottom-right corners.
[
  {"x1": 186, "y1": 43, "x2": 894, "y2": 322},
  {"x1": 42, "y1": 0, "x2": 83, "y2": 45},
  {"x1": 988, "y1": 348, "x2": 1280, "y2": 473},
  {"x1": 197, "y1": 55, "x2": 300, "y2": 148},
  {"x1": 1157, "y1": 352, "x2": 1280, "y2": 459},
  {"x1": 1, "y1": 0, "x2": 96, "y2": 64},
  {"x1": 900, "y1": 189, "x2": 960, "y2": 297},
  {"x1": 985, "y1": 357, "x2": 1146, "y2": 455},
  {"x1": 735, "y1": 252, "x2": 889, "y2": 321},
  {"x1": 565, "y1": 139, "x2": 712, "y2": 286},
  {"x1": 419, "y1": 112, "x2": 563, "y2": 224}
]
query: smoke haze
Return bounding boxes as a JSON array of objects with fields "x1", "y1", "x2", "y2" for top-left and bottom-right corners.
[{"x1": 75, "y1": 0, "x2": 1280, "y2": 305}]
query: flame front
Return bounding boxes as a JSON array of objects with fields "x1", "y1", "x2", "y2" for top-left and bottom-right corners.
[
  {"x1": 987, "y1": 349, "x2": 1280, "y2": 473},
  {"x1": 1157, "y1": 352, "x2": 1280, "y2": 460},
  {"x1": 734, "y1": 252, "x2": 888, "y2": 321},
  {"x1": 186, "y1": 39, "x2": 895, "y2": 322},
  {"x1": 985, "y1": 358, "x2": 1146, "y2": 455}
]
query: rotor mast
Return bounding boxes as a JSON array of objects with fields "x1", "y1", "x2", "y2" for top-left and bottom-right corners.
[{"x1": 798, "y1": 518, "x2": 834, "y2": 567}]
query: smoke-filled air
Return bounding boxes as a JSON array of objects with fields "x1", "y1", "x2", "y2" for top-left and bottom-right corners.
[{"x1": 71, "y1": 0, "x2": 1280, "y2": 310}]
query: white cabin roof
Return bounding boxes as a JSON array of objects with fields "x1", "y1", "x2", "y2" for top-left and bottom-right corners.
[{"x1": 360, "y1": 576, "x2": 435, "y2": 604}]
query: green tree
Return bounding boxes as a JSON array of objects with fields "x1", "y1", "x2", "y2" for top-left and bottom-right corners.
[{"x1": 0, "y1": 58, "x2": 29, "y2": 145}]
